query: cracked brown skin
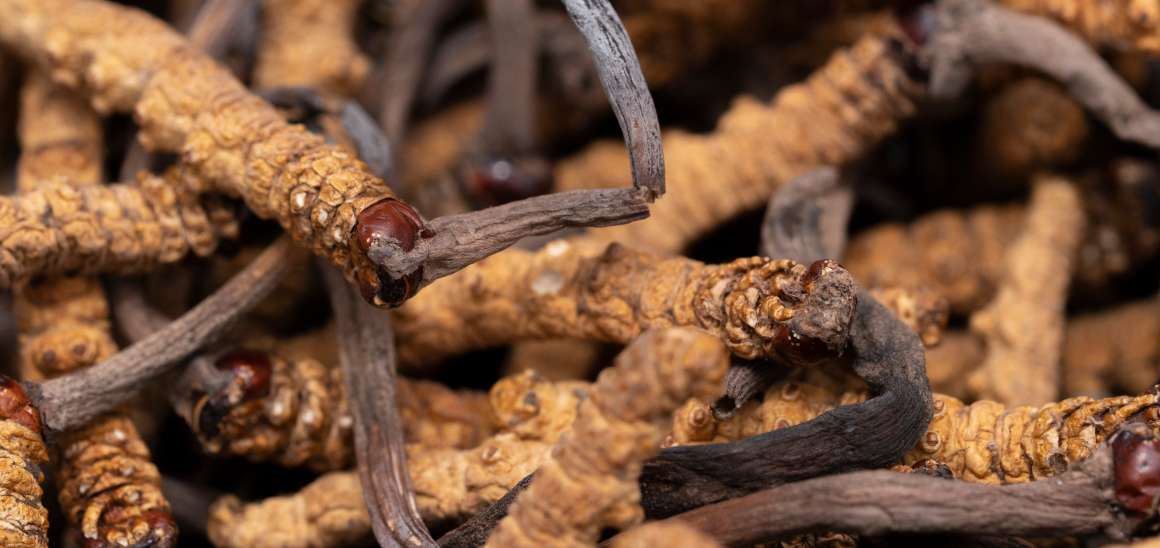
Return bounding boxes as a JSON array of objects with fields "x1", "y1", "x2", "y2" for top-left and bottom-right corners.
[
  {"x1": 0, "y1": 0, "x2": 416, "y2": 302},
  {"x1": 553, "y1": 30, "x2": 922, "y2": 254},
  {"x1": 966, "y1": 176, "x2": 1085, "y2": 406},
  {"x1": 0, "y1": 376, "x2": 49, "y2": 548},
  {"x1": 486, "y1": 328, "x2": 731, "y2": 547},
  {"x1": 12, "y1": 71, "x2": 176, "y2": 548},
  {"x1": 393, "y1": 239, "x2": 858, "y2": 368}
]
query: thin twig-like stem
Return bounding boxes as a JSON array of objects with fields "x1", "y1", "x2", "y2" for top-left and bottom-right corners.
[
  {"x1": 760, "y1": 166, "x2": 853, "y2": 264},
  {"x1": 926, "y1": 0, "x2": 1160, "y2": 150},
  {"x1": 32, "y1": 238, "x2": 291, "y2": 433},
  {"x1": 323, "y1": 264, "x2": 435, "y2": 548},
  {"x1": 561, "y1": 0, "x2": 664, "y2": 198},
  {"x1": 370, "y1": 187, "x2": 650, "y2": 291},
  {"x1": 637, "y1": 446, "x2": 1127, "y2": 546},
  {"x1": 109, "y1": 280, "x2": 172, "y2": 344}
]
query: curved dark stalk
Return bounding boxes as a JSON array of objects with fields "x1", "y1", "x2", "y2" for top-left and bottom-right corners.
[
  {"x1": 925, "y1": 0, "x2": 1160, "y2": 150},
  {"x1": 479, "y1": 0, "x2": 538, "y2": 156},
  {"x1": 560, "y1": 0, "x2": 664, "y2": 199},
  {"x1": 109, "y1": 279, "x2": 173, "y2": 344},
  {"x1": 634, "y1": 441, "x2": 1145, "y2": 546},
  {"x1": 638, "y1": 290, "x2": 932, "y2": 518},
  {"x1": 30, "y1": 237, "x2": 291, "y2": 434},
  {"x1": 323, "y1": 264, "x2": 435, "y2": 548},
  {"x1": 760, "y1": 166, "x2": 853, "y2": 264},
  {"x1": 437, "y1": 287, "x2": 932, "y2": 543},
  {"x1": 375, "y1": 0, "x2": 467, "y2": 173}
]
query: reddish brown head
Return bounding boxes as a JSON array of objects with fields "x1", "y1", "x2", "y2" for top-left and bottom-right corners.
[
  {"x1": 0, "y1": 375, "x2": 41, "y2": 435},
  {"x1": 1113, "y1": 429, "x2": 1160, "y2": 515},
  {"x1": 352, "y1": 197, "x2": 433, "y2": 307},
  {"x1": 192, "y1": 350, "x2": 274, "y2": 440},
  {"x1": 85, "y1": 508, "x2": 178, "y2": 548},
  {"x1": 772, "y1": 260, "x2": 857, "y2": 367},
  {"x1": 460, "y1": 157, "x2": 553, "y2": 207}
]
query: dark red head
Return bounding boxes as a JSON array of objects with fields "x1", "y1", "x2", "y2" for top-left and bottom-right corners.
[
  {"x1": 352, "y1": 197, "x2": 432, "y2": 307},
  {"x1": 1113, "y1": 429, "x2": 1160, "y2": 515},
  {"x1": 0, "y1": 375, "x2": 41, "y2": 435},
  {"x1": 460, "y1": 157, "x2": 553, "y2": 207},
  {"x1": 193, "y1": 350, "x2": 274, "y2": 440}
]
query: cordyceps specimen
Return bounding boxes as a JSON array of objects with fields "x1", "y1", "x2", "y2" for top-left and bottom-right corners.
[
  {"x1": 253, "y1": 0, "x2": 369, "y2": 97},
  {"x1": 632, "y1": 423, "x2": 1160, "y2": 546},
  {"x1": 999, "y1": 0, "x2": 1160, "y2": 54},
  {"x1": 670, "y1": 375, "x2": 1160, "y2": 485},
  {"x1": 393, "y1": 238, "x2": 859, "y2": 367},
  {"x1": 13, "y1": 72, "x2": 176, "y2": 547},
  {"x1": 553, "y1": 26, "x2": 923, "y2": 253},
  {"x1": 208, "y1": 472, "x2": 370, "y2": 548},
  {"x1": 0, "y1": 376, "x2": 50, "y2": 548},
  {"x1": 172, "y1": 344, "x2": 495, "y2": 469},
  {"x1": 485, "y1": 328, "x2": 730, "y2": 547},
  {"x1": 0, "y1": 0, "x2": 664, "y2": 308}
]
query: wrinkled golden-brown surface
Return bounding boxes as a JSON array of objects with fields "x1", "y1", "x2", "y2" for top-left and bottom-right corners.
[
  {"x1": 1001, "y1": 0, "x2": 1160, "y2": 53},
  {"x1": 254, "y1": 0, "x2": 368, "y2": 96},
  {"x1": 208, "y1": 472, "x2": 371, "y2": 548},
  {"x1": 487, "y1": 328, "x2": 730, "y2": 547},
  {"x1": 967, "y1": 177, "x2": 1085, "y2": 405}
]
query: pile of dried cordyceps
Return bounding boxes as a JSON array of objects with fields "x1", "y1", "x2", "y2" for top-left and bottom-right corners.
[{"x1": 1, "y1": 0, "x2": 1160, "y2": 547}]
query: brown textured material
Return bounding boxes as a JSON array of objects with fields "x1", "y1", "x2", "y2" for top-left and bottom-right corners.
[
  {"x1": 967, "y1": 177, "x2": 1085, "y2": 406},
  {"x1": 1063, "y1": 295, "x2": 1160, "y2": 397},
  {"x1": 1000, "y1": 0, "x2": 1160, "y2": 54},
  {"x1": 554, "y1": 32, "x2": 921, "y2": 253},
  {"x1": 977, "y1": 78, "x2": 1088, "y2": 180},
  {"x1": 253, "y1": 0, "x2": 369, "y2": 95},
  {"x1": 609, "y1": 520, "x2": 721, "y2": 548},
  {"x1": 488, "y1": 369, "x2": 588, "y2": 444},
  {"x1": 866, "y1": 286, "x2": 949, "y2": 348},
  {"x1": 0, "y1": 0, "x2": 398, "y2": 291},
  {"x1": 177, "y1": 342, "x2": 495, "y2": 469},
  {"x1": 394, "y1": 239, "x2": 858, "y2": 367},
  {"x1": 501, "y1": 339, "x2": 604, "y2": 381},
  {"x1": 13, "y1": 72, "x2": 175, "y2": 547},
  {"x1": 179, "y1": 351, "x2": 354, "y2": 471},
  {"x1": 0, "y1": 170, "x2": 236, "y2": 287},
  {"x1": 0, "y1": 377, "x2": 49, "y2": 548},
  {"x1": 56, "y1": 414, "x2": 177, "y2": 547},
  {"x1": 207, "y1": 472, "x2": 371, "y2": 548},
  {"x1": 486, "y1": 328, "x2": 730, "y2": 547},
  {"x1": 669, "y1": 377, "x2": 1160, "y2": 485}
]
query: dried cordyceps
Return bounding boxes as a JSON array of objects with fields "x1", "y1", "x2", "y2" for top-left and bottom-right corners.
[
  {"x1": 966, "y1": 177, "x2": 1085, "y2": 406},
  {"x1": 0, "y1": 0, "x2": 662, "y2": 308},
  {"x1": 1064, "y1": 295, "x2": 1160, "y2": 397},
  {"x1": 55, "y1": 414, "x2": 177, "y2": 547},
  {"x1": 0, "y1": 376, "x2": 49, "y2": 548},
  {"x1": 999, "y1": 0, "x2": 1160, "y2": 54},
  {"x1": 670, "y1": 377, "x2": 1160, "y2": 485},
  {"x1": 394, "y1": 238, "x2": 858, "y2": 367},
  {"x1": 865, "y1": 286, "x2": 949, "y2": 348},
  {"x1": 176, "y1": 349, "x2": 353, "y2": 471},
  {"x1": 553, "y1": 29, "x2": 922, "y2": 253},
  {"x1": 12, "y1": 72, "x2": 176, "y2": 548},
  {"x1": 0, "y1": 169, "x2": 237, "y2": 288},
  {"x1": 486, "y1": 328, "x2": 730, "y2": 547},
  {"x1": 253, "y1": 0, "x2": 369, "y2": 96},
  {"x1": 976, "y1": 77, "x2": 1088, "y2": 181},
  {"x1": 488, "y1": 369, "x2": 588, "y2": 443},
  {"x1": 176, "y1": 344, "x2": 497, "y2": 468},
  {"x1": 207, "y1": 472, "x2": 371, "y2": 548}
]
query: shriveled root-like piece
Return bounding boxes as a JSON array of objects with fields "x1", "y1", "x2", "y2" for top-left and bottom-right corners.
[
  {"x1": 554, "y1": 29, "x2": 922, "y2": 253},
  {"x1": 976, "y1": 77, "x2": 1087, "y2": 180},
  {"x1": 489, "y1": 369, "x2": 589, "y2": 444},
  {"x1": 207, "y1": 472, "x2": 371, "y2": 548},
  {"x1": 1064, "y1": 294, "x2": 1160, "y2": 397},
  {"x1": 395, "y1": 239, "x2": 858, "y2": 367},
  {"x1": 669, "y1": 376, "x2": 1160, "y2": 485},
  {"x1": 14, "y1": 71, "x2": 176, "y2": 548},
  {"x1": 486, "y1": 328, "x2": 730, "y2": 547},
  {"x1": 0, "y1": 377, "x2": 50, "y2": 548},
  {"x1": 0, "y1": 170, "x2": 237, "y2": 287},
  {"x1": 967, "y1": 176, "x2": 1085, "y2": 406},
  {"x1": 253, "y1": 0, "x2": 369, "y2": 96},
  {"x1": 56, "y1": 414, "x2": 177, "y2": 547},
  {"x1": 175, "y1": 345, "x2": 498, "y2": 469}
]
